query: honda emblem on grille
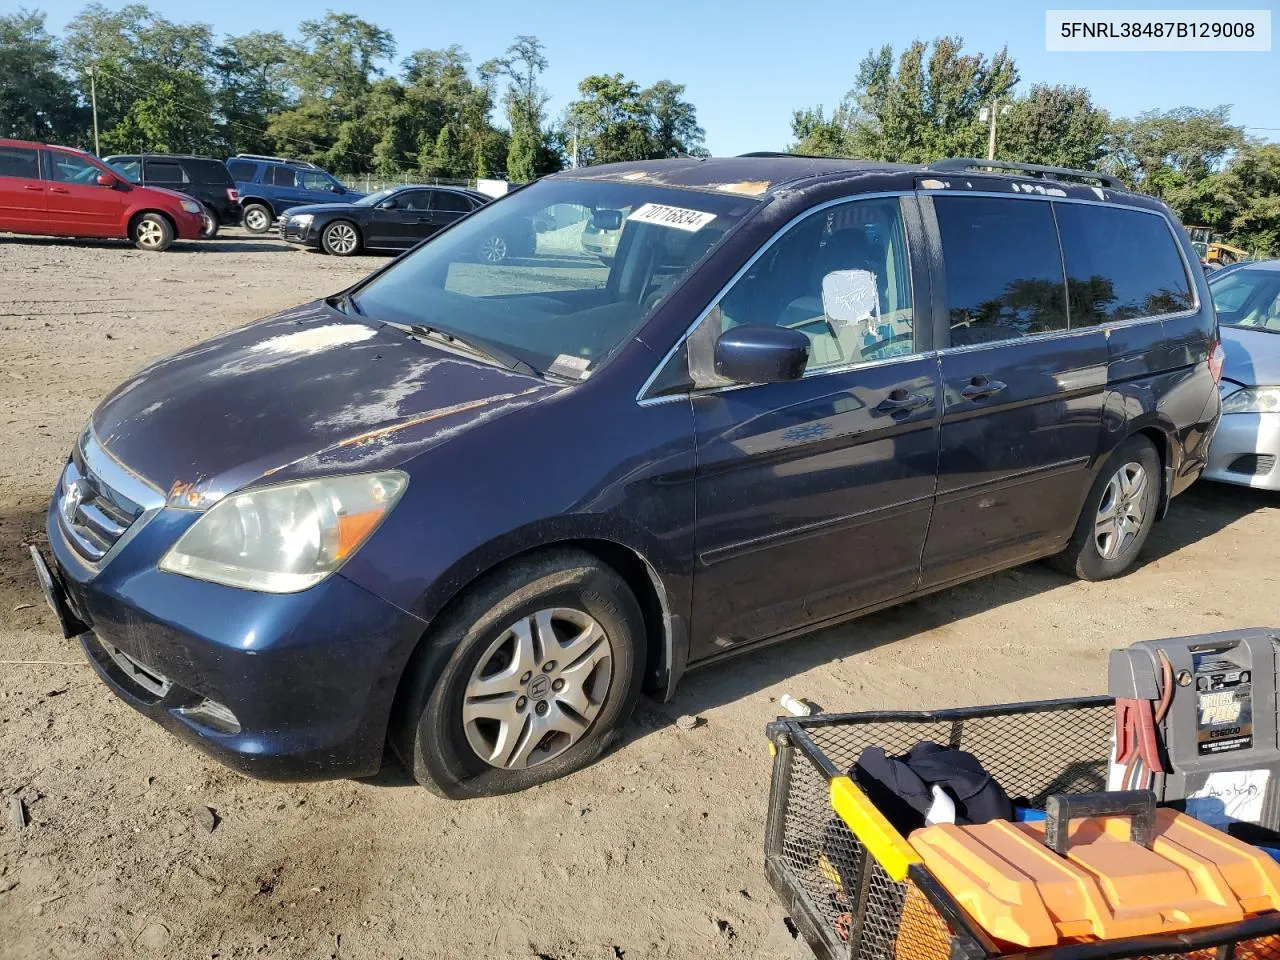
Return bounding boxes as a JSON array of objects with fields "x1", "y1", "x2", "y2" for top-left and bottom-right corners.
[{"x1": 61, "y1": 478, "x2": 90, "y2": 525}]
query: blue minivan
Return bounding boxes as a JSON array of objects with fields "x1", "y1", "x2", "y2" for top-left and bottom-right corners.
[
  {"x1": 34, "y1": 155, "x2": 1222, "y2": 798},
  {"x1": 225, "y1": 153, "x2": 364, "y2": 233}
]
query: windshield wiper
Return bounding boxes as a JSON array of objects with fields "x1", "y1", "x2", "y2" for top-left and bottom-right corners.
[{"x1": 387, "y1": 320, "x2": 539, "y2": 376}]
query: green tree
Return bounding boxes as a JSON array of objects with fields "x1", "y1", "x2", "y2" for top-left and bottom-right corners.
[
  {"x1": 1104, "y1": 105, "x2": 1243, "y2": 195},
  {"x1": 214, "y1": 31, "x2": 295, "y2": 155},
  {"x1": 1000, "y1": 84, "x2": 1108, "y2": 169},
  {"x1": 566, "y1": 73, "x2": 655, "y2": 165},
  {"x1": 483, "y1": 35, "x2": 554, "y2": 181},
  {"x1": 0, "y1": 9, "x2": 84, "y2": 142},
  {"x1": 1223, "y1": 143, "x2": 1280, "y2": 255},
  {"x1": 790, "y1": 36, "x2": 1017, "y2": 162},
  {"x1": 642, "y1": 79, "x2": 705, "y2": 157}
]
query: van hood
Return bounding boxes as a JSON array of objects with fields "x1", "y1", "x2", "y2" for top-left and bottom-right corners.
[
  {"x1": 139, "y1": 184, "x2": 196, "y2": 204},
  {"x1": 92, "y1": 301, "x2": 559, "y2": 506}
]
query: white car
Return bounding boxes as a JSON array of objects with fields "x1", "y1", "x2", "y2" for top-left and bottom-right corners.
[{"x1": 1205, "y1": 260, "x2": 1280, "y2": 489}]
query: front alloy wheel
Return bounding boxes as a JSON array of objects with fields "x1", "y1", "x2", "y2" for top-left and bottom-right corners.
[
  {"x1": 463, "y1": 608, "x2": 612, "y2": 769},
  {"x1": 1094, "y1": 462, "x2": 1147, "y2": 560},
  {"x1": 322, "y1": 221, "x2": 360, "y2": 256}
]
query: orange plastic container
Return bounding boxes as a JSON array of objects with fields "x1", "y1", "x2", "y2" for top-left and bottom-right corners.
[{"x1": 908, "y1": 806, "x2": 1280, "y2": 949}]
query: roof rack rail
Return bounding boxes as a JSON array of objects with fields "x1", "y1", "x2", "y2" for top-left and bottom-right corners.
[
  {"x1": 738, "y1": 151, "x2": 842, "y2": 160},
  {"x1": 929, "y1": 158, "x2": 1123, "y2": 189},
  {"x1": 233, "y1": 153, "x2": 320, "y2": 170}
]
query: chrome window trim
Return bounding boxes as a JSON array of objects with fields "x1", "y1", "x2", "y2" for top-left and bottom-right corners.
[{"x1": 635, "y1": 191, "x2": 917, "y2": 406}]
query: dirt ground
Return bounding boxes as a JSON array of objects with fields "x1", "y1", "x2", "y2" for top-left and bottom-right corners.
[{"x1": 2, "y1": 229, "x2": 1278, "y2": 960}]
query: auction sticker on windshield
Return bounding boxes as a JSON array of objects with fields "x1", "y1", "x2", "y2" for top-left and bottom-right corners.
[{"x1": 627, "y1": 203, "x2": 717, "y2": 232}]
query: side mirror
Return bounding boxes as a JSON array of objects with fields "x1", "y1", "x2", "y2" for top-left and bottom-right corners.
[
  {"x1": 96, "y1": 173, "x2": 119, "y2": 188},
  {"x1": 378, "y1": 198, "x2": 398, "y2": 210},
  {"x1": 591, "y1": 209, "x2": 623, "y2": 231},
  {"x1": 714, "y1": 325, "x2": 810, "y2": 384},
  {"x1": 821, "y1": 269, "x2": 879, "y2": 328},
  {"x1": 332, "y1": 184, "x2": 345, "y2": 194}
]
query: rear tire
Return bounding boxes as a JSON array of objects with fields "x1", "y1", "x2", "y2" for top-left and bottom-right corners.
[
  {"x1": 241, "y1": 202, "x2": 272, "y2": 234},
  {"x1": 131, "y1": 213, "x2": 174, "y2": 252},
  {"x1": 390, "y1": 549, "x2": 646, "y2": 798},
  {"x1": 321, "y1": 220, "x2": 361, "y2": 257},
  {"x1": 199, "y1": 206, "x2": 219, "y2": 239},
  {"x1": 1049, "y1": 435, "x2": 1160, "y2": 581}
]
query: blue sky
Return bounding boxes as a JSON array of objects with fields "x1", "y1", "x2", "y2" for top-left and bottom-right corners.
[{"x1": 37, "y1": 0, "x2": 1280, "y2": 154}]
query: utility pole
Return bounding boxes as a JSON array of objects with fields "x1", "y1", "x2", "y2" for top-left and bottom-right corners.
[
  {"x1": 88, "y1": 66, "x2": 100, "y2": 156},
  {"x1": 979, "y1": 100, "x2": 1011, "y2": 161}
]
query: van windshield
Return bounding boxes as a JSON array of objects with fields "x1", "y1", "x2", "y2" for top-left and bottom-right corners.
[{"x1": 350, "y1": 178, "x2": 759, "y2": 377}]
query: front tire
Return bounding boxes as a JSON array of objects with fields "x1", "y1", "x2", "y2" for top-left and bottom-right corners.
[
  {"x1": 241, "y1": 202, "x2": 272, "y2": 234},
  {"x1": 321, "y1": 220, "x2": 361, "y2": 257},
  {"x1": 391, "y1": 549, "x2": 646, "y2": 798},
  {"x1": 199, "y1": 206, "x2": 219, "y2": 239},
  {"x1": 131, "y1": 212, "x2": 173, "y2": 252},
  {"x1": 1049, "y1": 435, "x2": 1160, "y2": 581}
]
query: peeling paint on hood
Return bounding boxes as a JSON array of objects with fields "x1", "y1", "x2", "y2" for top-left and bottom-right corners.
[{"x1": 91, "y1": 300, "x2": 559, "y2": 504}]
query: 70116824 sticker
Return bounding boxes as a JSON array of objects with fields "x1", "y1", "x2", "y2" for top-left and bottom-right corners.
[{"x1": 625, "y1": 203, "x2": 717, "y2": 232}]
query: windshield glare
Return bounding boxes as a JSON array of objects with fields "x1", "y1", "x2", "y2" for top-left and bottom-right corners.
[
  {"x1": 355, "y1": 188, "x2": 396, "y2": 207},
  {"x1": 350, "y1": 179, "x2": 758, "y2": 376},
  {"x1": 1211, "y1": 268, "x2": 1280, "y2": 331}
]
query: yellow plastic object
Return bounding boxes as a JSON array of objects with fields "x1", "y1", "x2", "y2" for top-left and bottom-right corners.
[
  {"x1": 908, "y1": 808, "x2": 1280, "y2": 949},
  {"x1": 829, "y1": 776, "x2": 921, "y2": 882}
]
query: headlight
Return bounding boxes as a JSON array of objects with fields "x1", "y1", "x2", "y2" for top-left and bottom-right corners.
[
  {"x1": 180, "y1": 199, "x2": 202, "y2": 214},
  {"x1": 159, "y1": 471, "x2": 407, "y2": 593},
  {"x1": 291, "y1": 214, "x2": 314, "y2": 227},
  {"x1": 1221, "y1": 386, "x2": 1280, "y2": 414}
]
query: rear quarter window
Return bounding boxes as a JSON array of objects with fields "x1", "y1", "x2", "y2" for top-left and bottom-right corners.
[
  {"x1": 1055, "y1": 204, "x2": 1193, "y2": 325},
  {"x1": 226, "y1": 160, "x2": 258, "y2": 181},
  {"x1": 184, "y1": 158, "x2": 234, "y2": 185}
]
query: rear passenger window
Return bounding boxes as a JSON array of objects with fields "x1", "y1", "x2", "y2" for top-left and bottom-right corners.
[
  {"x1": 185, "y1": 159, "x2": 233, "y2": 184},
  {"x1": 433, "y1": 191, "x2": 473, "y2": 213},
  {"x1": 1055, "y1": 204, "x2": 1193, "y2": 325},
  {"x1": 934, "y1": 196, "x2": 1067, "y2": 344},
  {"x1": 226, "y1": 160, "x2": 257, "y2": 181},
  {"x1": 0, "y1": 146, "x2": 39, "y2": 179},
  {"x1": 144, "y1": 158, "x2": 185, "y2": 184},
  {"x1": 269, "y1": 166, "x2": 297, "y2": 187}
]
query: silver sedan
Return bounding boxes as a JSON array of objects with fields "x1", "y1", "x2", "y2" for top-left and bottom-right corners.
[{"x1": 1205, "y1": 260, "x2": 1280, "y2": 490}]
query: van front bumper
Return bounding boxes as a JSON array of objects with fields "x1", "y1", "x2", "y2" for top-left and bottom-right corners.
[{"x1": 43, "y1": 496, "x2": 427, "y2": 781}]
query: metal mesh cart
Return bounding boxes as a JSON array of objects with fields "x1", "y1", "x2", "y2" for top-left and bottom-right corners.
[{"x1": 764, "y1": 696, "x2": 1280, "y2": 960}]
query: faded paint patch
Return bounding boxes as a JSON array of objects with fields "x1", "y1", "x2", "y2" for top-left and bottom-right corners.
[
  {"x1": 713, "y1": 180, "x2": 770, "y2": 197},
  {"x1": 621, "y1": 171, "x2": 649, "y2": 181},
  {"x1": 168, "y1": 476, "x2": 218, "y2": 509},
  {"x1": 249, "y1": 324, "x2": 375, "y2": 355},
  {"x1": 919, "y1": 178, "x2": 949, "y2": 190}
]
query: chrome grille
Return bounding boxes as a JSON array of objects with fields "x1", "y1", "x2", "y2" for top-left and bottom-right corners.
[{"x1": 55, "y1": 432, "x2": 163, "y2": 564}]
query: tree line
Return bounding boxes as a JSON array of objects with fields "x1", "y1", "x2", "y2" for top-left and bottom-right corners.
[
  {"x1": 2, "y1": 12, "x2": 1276, "y2": 252},
  {"x1": 791, "y1": 36, "x2": 1279, "y2": 254},
  {"x1": 0, "y1": 4, "x2": 707, "y2": 181}
]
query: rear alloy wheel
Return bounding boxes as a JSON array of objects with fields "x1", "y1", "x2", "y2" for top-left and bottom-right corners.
[
  {"x1": 241, "y1": 203, "x2": 272, "y2": 234},
  {"x1": 321, "y1": 221, "x2": 361, "y2": 257},
  {"x1": 131, "y1": 213, "x2": 173, "y2": 252},
  {"x1": 199, "y1": 206, "x2": 219, "y2": 239},
  {"x1": 1049, "y1": 435, "x2": 1160, "y2": 581},
  {"x1": 391, "y1": 549, "x2": 646, "y2": 798},
  {"x1": 478, "y1": 234, "x2": 508, "y2": 264}
]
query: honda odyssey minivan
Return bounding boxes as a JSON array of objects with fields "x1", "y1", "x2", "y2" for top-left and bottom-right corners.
[{"x1": 33, "y1": 155, "x2": 1222, "y2": 798}]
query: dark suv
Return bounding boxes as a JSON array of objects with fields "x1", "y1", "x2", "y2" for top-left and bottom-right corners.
[
  {"x1": 33, "y1": 155, "x2": 1221, "y2": 798},
  {"x1": 225, "y1": 154, "x2": 362, "y2": 233},
  {"x1": 104, "y1": 154, "x2": 240, "y2": 238}
]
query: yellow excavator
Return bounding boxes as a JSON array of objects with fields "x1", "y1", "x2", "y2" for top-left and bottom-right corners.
[{"x1": 1187, "y1": 225, "x2": 1249, "y2": 266}]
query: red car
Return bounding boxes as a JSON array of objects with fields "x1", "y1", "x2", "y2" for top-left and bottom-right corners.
[{"x1": 0, "y1": 139, "x2": 204, "y2": 251}]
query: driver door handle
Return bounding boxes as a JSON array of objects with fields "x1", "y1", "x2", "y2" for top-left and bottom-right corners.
[
  {"x1": 959, "y1": 376, "x2": 1007, "y2": 401},
  {"x1": 875, "y1": 389, "x2": 929, "y2": 414},
  {"x1": 23, "y1": 185, "x2": 44, "y2": 191},
  {"x1": 49, "y1": 187, "x2": 70, "y2": 194}
]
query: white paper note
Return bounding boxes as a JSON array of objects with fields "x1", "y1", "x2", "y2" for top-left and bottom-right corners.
[{"x1": 1185, "y1": 769, "x2": 1269, "y2": 825}]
